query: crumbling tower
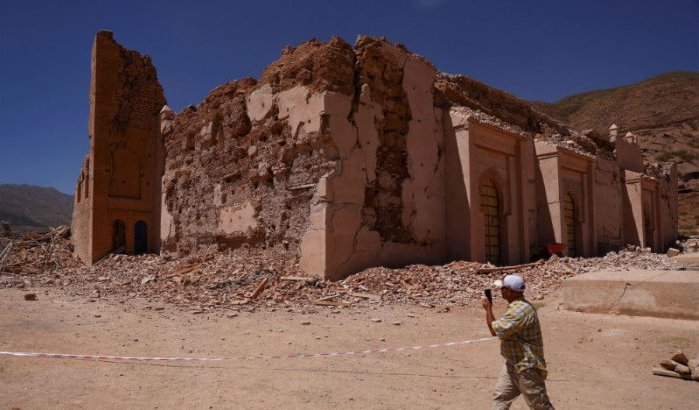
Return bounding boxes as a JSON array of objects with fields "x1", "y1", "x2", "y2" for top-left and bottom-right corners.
[{"x1": 72, "y1": 31, "x2": 166, "y2": 263}]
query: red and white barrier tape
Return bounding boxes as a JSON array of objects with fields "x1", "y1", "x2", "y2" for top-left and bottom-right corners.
[
  {"x1": 0, "y1": 351, "x2": 224, "y2": 362},
  {"x1": 0, "y1": 336, "x2": 495, "y2": 363}
]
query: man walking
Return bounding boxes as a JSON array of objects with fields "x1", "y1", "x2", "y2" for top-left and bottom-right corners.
[{"x1": 481, "y1": 274, "x2": 555, "y2": 410}]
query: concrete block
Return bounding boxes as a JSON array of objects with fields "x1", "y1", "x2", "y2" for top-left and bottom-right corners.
[{"x1": 563, "y1": 270, "x2": 699, "y2": 320}]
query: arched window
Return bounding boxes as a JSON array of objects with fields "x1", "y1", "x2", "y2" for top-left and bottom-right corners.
[
  {"x1": 113, "y1": 220, "x2": 126, "y2": 252},
  {"x1": 134, "y1": 221, "x2": 148, "y2": 254},
  {"x1": 480, "y1": 179, "x2": 502, "y2": 264},
  {"x1": 563, "y1": 194, "x2": 576, "y2": 257}
]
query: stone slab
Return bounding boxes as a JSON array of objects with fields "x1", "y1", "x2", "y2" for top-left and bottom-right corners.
[
  {"x1": 563, "y1": 270, "x2": 699, "y2": 320},
  {"x1": 672, "y1": 252, "x2": 699, "y2": 267}
]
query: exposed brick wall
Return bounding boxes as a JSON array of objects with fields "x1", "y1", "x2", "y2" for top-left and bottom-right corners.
[
  {"x1": 71, "y1": 156, "x2": 93, "y2": 262},
  {"x1": 72, "y1": 31, "x2": 165, "y2": 264},
  {"x1": 354, "y1": 37, "x2": 414, "y2": 244},
  {"x1": 160, "y1": 76, "x2": 345, "y2": 257}
]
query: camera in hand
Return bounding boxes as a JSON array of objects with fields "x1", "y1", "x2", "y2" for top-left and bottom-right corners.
[{"x1": 484, "y1": 288, "x2": 492, "y2": 302}]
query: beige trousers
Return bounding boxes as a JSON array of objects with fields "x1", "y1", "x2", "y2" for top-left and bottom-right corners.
[{"x1": 491, "y1": 363, "x2": 554, "y2": 410}]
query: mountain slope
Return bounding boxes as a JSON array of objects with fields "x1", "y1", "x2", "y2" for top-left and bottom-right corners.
[
  {"x1": 533, "y1": 72, "x2": 699, "y2": 133},
  {"x1": 532, "y1": 71, "x2": 699, "y2": 235},
  {"x1": 0, "y1": 184, "x2": 73, "y2": 231}
]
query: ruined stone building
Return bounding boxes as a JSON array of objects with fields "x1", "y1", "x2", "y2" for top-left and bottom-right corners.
[
  {"x1": 72, "y1": 31, "x2": 678, "y2": 279},
  {"x1": 72, "y1": 32, "x2": 165, "y2": 263}
]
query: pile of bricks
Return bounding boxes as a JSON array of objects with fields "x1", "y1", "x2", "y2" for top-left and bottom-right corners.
[
  {"x1": 653, "y1": 350, "x2": 699, "y2": 382},
  {"x1": 0, "y1": 226, "x2": 683, "y2": 314}
]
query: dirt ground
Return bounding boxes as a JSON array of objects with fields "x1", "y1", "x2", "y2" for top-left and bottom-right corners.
[{"x1": 1, "y1": 287, "x2": 697, "y2": 410}]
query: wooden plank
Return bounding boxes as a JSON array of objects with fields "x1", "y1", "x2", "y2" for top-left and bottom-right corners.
[
  {"x1": 249, "y1": 277, "x2": 269, "y2": 299},
  {"x1": 280, "y1": 276, "x2": 318, "y2": 283},
  {"x1": 288, "y1": 183, "x2": 316, "y2": 191},
  {"x1": 348, "y1": 292, "x2": 380, "y2": 300},
  {"x1": 652, "y1": 367, "x2": 693, "y2": 380},
  {"x1": 314, "y1": 300, "x2": 351, "y2": 307},
  {"x1": 476, "y1": 259, "x2": 544, "y2": 274},
  {"x1": 316, "y1": 294, "x2": 340, "y2": 302},
  {"x1": 168, "y1": 263, "x2": 202, "y2": 278}
]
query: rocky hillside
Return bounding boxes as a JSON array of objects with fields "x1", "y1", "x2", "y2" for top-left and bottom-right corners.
[
  {"x1": 0, "y1": 184, "x2": 73, "y2": 232},
  {"x1": 532, "y1": 72, "x2": 699, "y2": 235}
]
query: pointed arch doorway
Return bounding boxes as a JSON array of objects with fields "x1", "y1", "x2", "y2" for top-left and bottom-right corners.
[
  {"x1": 113, "y1": 220, "x2": 126, "y2": 252},
  {"x1": 134, "y1": 221, "x2": 148, "y2": 255},
  {"x1": 480, "y1": 179, "x2": 502, "y2": 265}
]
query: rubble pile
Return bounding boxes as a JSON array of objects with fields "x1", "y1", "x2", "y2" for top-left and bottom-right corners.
[
  {"x1": 644, "y1": 161, "x2": 677, "y2": 179},
  {"x1": 653, "y1": 349, "x2": 699, "y2": 382},
  {"x1": 0, "y1": 226, "x2": 78, "y2": 276},
  {"x1": 0, "y1": 227, "x2": 685, "y2": 313},
  {"x1": 677, "y1": 237, "x2": 699, "y2": 253}
]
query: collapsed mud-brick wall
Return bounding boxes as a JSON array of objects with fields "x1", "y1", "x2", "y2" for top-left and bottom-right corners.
[
  {"x1": 160, "y1": 38, "x2": 355, "y2": 264},
  {"x1": 72, "y1": 31, "x2": 165, "y2": 264},
  {"x1": 157, "y1": 35, "x2": 679, "y2": 280},
  {"x1": 301, "y1": 37, "x2": 450, "y2": 280},
  {"x1": 160, "y1": 37, "x2": 451, "y2": 280},
  {"x1": 434, "y1": 74, "x2": 572, "y2": 139}
]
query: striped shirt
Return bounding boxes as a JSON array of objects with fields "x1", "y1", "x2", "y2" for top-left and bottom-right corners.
[{"x1": 492, "y1": 298, "x2": 547, "y2": 377}]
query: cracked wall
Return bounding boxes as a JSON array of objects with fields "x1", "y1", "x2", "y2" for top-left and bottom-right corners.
[
  {"x1": 160, "y1": 38, "x2": 355, "y2": 267},
  {"x1": 160, "y1": 37, "x2": 450, "y2": 280},
  {"x1": 303, "y1": 38, "x2": 448, "y2": 280}
]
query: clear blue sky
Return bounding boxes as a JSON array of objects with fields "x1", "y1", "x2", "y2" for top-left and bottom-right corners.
[{"x1": 1, "y1": 0, "x2": 697, "y2": 194}]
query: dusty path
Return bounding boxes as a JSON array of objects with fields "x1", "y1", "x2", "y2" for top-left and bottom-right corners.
[{"x1": 1, "y1": 288, "x2": 697, "y2": 409}]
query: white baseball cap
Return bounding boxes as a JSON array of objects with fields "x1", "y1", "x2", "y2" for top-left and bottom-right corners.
[{"x1": 493, "y1": 274, "x2": 526, "y2": 292}]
